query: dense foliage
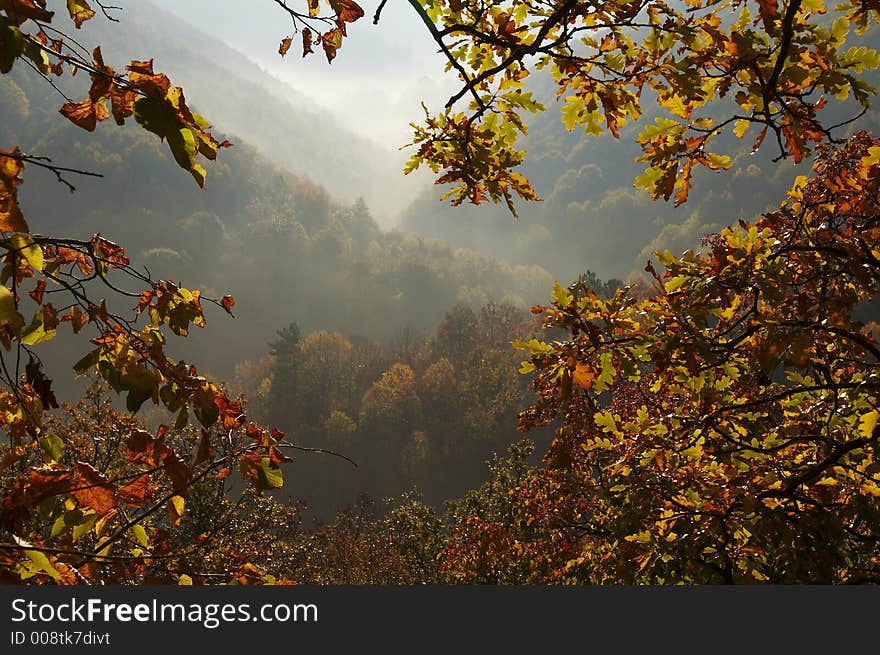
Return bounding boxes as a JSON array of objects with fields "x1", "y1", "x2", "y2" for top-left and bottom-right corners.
[{"x1": 234, "y1": 302, "x2": 548, "y2": 514}]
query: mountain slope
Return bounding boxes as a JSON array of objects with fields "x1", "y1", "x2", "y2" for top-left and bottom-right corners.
[{"x1": 63, "y1": 1, "x2": 425, "y2": 224}]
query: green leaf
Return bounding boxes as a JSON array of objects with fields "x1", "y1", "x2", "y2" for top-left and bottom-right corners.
[
  {"x1": 519, "y1": 360, "x2": 536, "y2": 374},
  {"x1": 10, "y1": 234, "x2": 43, "y2": 272},
  {"x1": 39, "y1": 434, "x2": 65, "y2": 462},
  {"x1": 67, "y1": 0, "x2": 96, "y2": 28},
  {"x1": 132, "y1": 524, "x2": 149, "y2": 547},
  {"x1": 168, "y1": 128, "x2": 199, "y2": 171},
  {"x1": 552, "y1": 281, "x2": 574, "y2": 307},
  {"x1": 190, "y1": 163, "x2": 207, "y2": 189},
  {"x1": 14, "y1": 536, "x2": 62, "y2": 581},
  {"x1": 174, "y1": 407, "x2": 188, "y2": 430},
  {"x1": 594, "y1": 410, "x2": 619, "y2": 434},
  {"x1": 595, "y1": 351, "x2": 615, "y2": 393},
  {"x1": 512, "y1": 338, "x2": 555, "y2": 355},
  {"x1": 0, "y1": 285, "x2": 18, "y2": 326},
  {"x1": 73, "y1": 349, "x2": 100, "y2": 376},
  {"x1": 258, "y1": 457, "x2": 283, "y2": 489},
  {"x1": 20, "y1": 311, "x2": 56, "y2": 346},
  {"x1": 0, "y1": 21, "x2": 25, "y2": 74},
  {"x1": 664, "y1": 276, "x2": 689, "y2": 293},
  {"x1": 705, "y1": 153, "x2": 732, "y2": 170},
  {"x1": 72, "y1": 513, "x2": 98, "y2": 541},
  {"x1": 126, "y1": 387, "x2": 152, "y2": 414}
]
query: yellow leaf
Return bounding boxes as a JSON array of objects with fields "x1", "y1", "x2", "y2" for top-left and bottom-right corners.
[
  {"x1": 572, "y1": 363, "x2": 595, "y2": 390},
  {"x1": 858, "y1": 410, "x2": 878, "y2": 439},
  {"x1": 168, "y1": 495, "x2": 185, "y2": 525},
  {"x1": 10, "y1": 234, "x2": 43, "y2": 272},
  {"x1": 94, "y1": 508, "x2": 117, "y2": 538}
]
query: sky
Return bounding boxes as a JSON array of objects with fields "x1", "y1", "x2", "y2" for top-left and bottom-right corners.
[{"x1": 149, "y1": 0, "x2": 459, "y2": 148}]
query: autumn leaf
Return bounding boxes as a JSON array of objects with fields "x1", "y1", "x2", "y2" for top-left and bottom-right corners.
[
  {"x1": 278, "y1": 37, "x2": 293, "y2": 57},
  {"x1": 66, "y1": 0, "x2": 95, "y2": 28},
  {"x1": 163, "y1": 451, "x2": 190, "y2": 495},
  {"x1": 216, "y1": 395, "x2": 244, "y2": 429},
  {"x1": 302, "y1": 28, "x2": 314, "y2": 58},
  {"x1": 59, "y1": 98, "x2": 108, "y2": 132},
  {"x1": 0, "y1": 0, "x2": 54, "y2": 23},
  {"x1": 29, "y1": 279, "x2": 46, "y2": 304},
  {"x1": 167, "y1": 494, "x2": 185, "y2": 525},
  {"x1": 330, "y1": 0, "x2": 364, "y2": 23},
  {"x1": 572, "y1": 363, "x2": 596, "y2": 390},
  {"x1": 0, "y1": 148, "x2": 29, "y2": 233},
  {"x1": 118, "y1": 474, "x2": 155, "y2": 504},
  {"x1": 72, "y1": 462, "x2": 116, "y2": 515},
  {"x1": 321, "y1": 28, "x2": 343, "y2": 63}
]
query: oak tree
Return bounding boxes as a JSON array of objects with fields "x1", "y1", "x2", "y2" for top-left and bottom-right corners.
[{"x1": 441, "y1": 134, "x2": 880, "y2": 583}]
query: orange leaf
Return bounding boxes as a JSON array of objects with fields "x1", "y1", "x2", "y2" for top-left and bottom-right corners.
[
  {"x1": 572, "y1": 363, "x2": 596, "y2": 390},
  {"x1": 0, "y1": 148, "x2": 30, "y2": 233},
  {"x1": 59, "y1": 98, "x2": 108, "y2": 132},
  {"x1": 321, "y1": 28, "x2": 343, "y2": 63},
  {"x1": 118, "y1": 474, "x2": 155, "y2": 504},
  {"x1": 331, "y1": 0, "x2": 364, "y2": 22},
  {"x1": 279, "y1": 37, "x2": 293, "y2": 57},
  {"x1": 72, "y1": 462, "x2": 116, "y2": 515}
]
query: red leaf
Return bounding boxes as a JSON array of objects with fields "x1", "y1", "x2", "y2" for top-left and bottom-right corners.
[
  {"x1": 29, "y1": 280, "x2": 46, "y2": 304},
  {"x1": 118, "y1": 474, "x2": 155, "y2": 504}
]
